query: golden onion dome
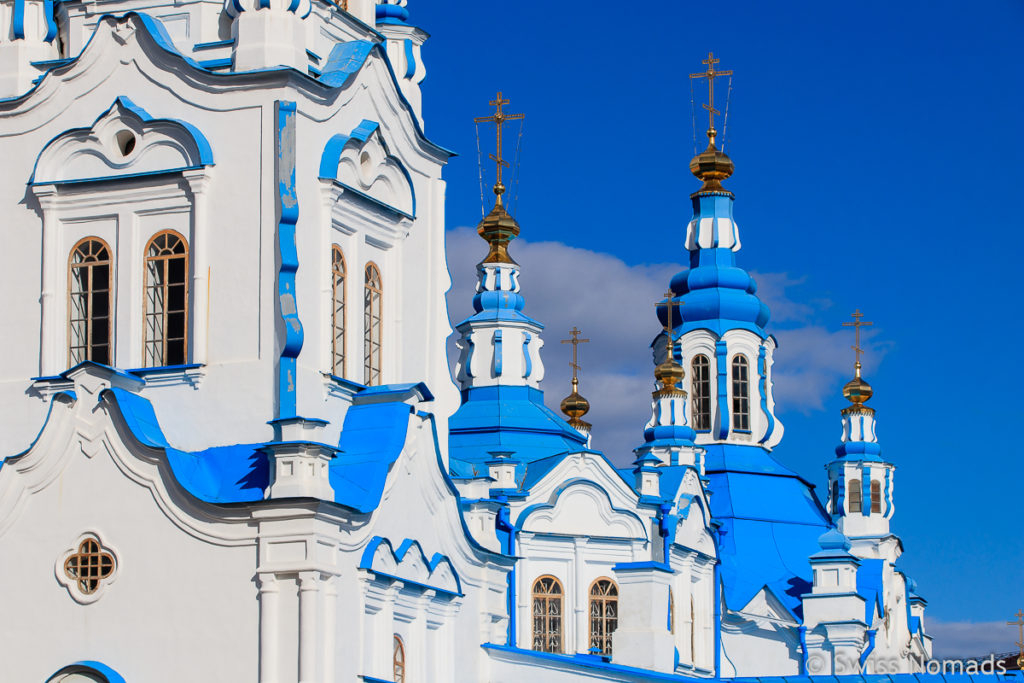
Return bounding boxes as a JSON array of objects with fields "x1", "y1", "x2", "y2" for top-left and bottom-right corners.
[
  {"x1": 477, "y1": 184, "x2": 520, "y2": 264},
  {"x1": 689, "y1": 131, "x2": 734, "y2": 194},
  {"x1": 560, "y1": 390, "x2": 591, "y2": 421},
  {"x1": 841, "y1": 362, "x2": 874, "y2": 414},
  {"x1": 653, "y1": 357, "x2": 686, "y2": 398}
]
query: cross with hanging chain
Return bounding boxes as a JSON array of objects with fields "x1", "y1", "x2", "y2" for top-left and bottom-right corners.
[
  {"x1": 658, "y1": 290, "x2": 682, "y2": 359},
  {"x1": 474, "y1": 91, "x2": 525, "y2": 193},
  {"x1": 689, "y1": 51, "x2": 732, "y2": 137},
  {"x1": 841, "y1": 309, "x2": 874, "y2": 367},
  {"x1": 561, "y1": 327, "x2": 590, "y2": 388},
  {"x1": 1009, "y1": 610, "x2": 1024, "y2": 667}
]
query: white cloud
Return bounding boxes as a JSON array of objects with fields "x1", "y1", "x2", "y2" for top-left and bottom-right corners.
[
  {"x1": 926, "y1": 618, "x2": 1021, "y2": 659},
  {"x1": 444, "y1": 228, "x2": 888, "y2": 464}
]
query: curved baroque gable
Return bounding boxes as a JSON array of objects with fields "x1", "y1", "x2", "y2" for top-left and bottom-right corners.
[
  {"x1": 319, "y1": 120, "x2": 414, "y2": 216},
  {"x1": 31, "y1": 97, "x2": 213, "y2": 184}
]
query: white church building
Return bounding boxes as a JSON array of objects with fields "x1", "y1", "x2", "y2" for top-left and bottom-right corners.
[{"x1": 0, "y1": 1, "x2": 1015, "y2": 681}]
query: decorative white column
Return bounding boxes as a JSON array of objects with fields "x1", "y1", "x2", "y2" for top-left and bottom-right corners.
[
  {"x1": 321, "y1": 574, "x2": 336, "y2": 683},
  {"x1": 611, "y1": 564, "x2": 676, "y2": 670},
  {"x1": 0, "y1": 0, "x2": 59, "y2": 98},
  {"x1": 573, "y1": 537, "x2": 586, "y2": 653},
  {"x1": 297, "y1": 571, "x2": 320, "y2": 683},
  {"x1": 225, "y1": 0, "x2": 312, "y2": 72},
  {"x1": 183, "y1": 171, "x2": 211, "y2": 366},
  {"x1": 31, "y1": 184, "x2": 60, "y2": 375},
  {"x1": 258, "y1": 573, "x2": 280, "y2": 683}
]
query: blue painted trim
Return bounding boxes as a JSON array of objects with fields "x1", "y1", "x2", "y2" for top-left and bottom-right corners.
[
  {"x1": 495, "y1": 499, "x2": 517, "y2": 646},
  {"x1": 862, "y1": 466, "x2": 871, "y2": 517},
  {"x1": 333, "y1": 181, "x2": 412, "y2": 219},
  {"x1": 714, "y1": 559, "x2": 722, "y2": 675},
  {"x1": 125, "y1": 363, "x2": 203, "y2": 375},
  {"x1": 860, "y1": 628, "x2": 877, "y2": 668},
  {"x1": 42, "y1": 0, "x2": 57, "y2": 42},
  {"x1": 611, "y1": 560, "x2": 674, "y2": 573},
  {"x1": 193, "y1": 39, "x2": 234, "y2": 51},
  {"x1": 798, "y1": 625, "x2": 808, "y2": 675},
  {"x1": 13, "y1": 0, "x2": 26, "y2": 39},
  {"x1": 359, "y1": 676, "x2": 395, "y2": 683},
  {"x1": 715, "y1": 340, "x2": 729, "y2": 439},
  {"x1": 359, "y1": 536, "x2": 463, "y2": 596},
  {"x1": 306, "y1": 48, "x2": 321, "y2": 62},
  {"x1": 49, "y1": 661, "x2": 127, "y2": 683},
  {"x1": 757, "y1": 346, "x2": 775, "y2": 445},
  {"x1": 513, "y1": 479, "x2": 649, "y2": 540},
  {"x1": 884, "y1": 467, "x2": 892, "y2": 516},
  {"x1": 326, "y1": 373, "x2": 366, "y2": 396},
  {"x1": 198, "y1": 57, "x2": 232, "y2": 70},
  {"x1": 257, "y1": 0, "x2": 269, "y2": 8},
  {"x1": 1, "y1": 391, "x2": 77, "y2": 469},
  {"x1": 318, "y1": 118, "x2": 417, "y2": 217},
  {"x1": 402, "y1": 38, "x2": 416, "y2": 79},
  {"x1": 29, "y1": 95, "x2": 214, "y2": 184},
  {"x1": 275, "y1": 100, "x2": 303, "y2": 419},
  {"x1": 30, "y1": 57, "x2": 74, "y2": 69},
  {"x1": 493, "y1": 330, "x2": 503, "y2": 376},
  {"x1": 522, "y1": 332, "x2": 532, "y2": 378}
]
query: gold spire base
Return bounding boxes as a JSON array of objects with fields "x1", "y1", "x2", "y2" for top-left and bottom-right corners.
[
  {"x1": 689, "y1": 133, "x2": 735, "y2": 195},
  {"x1": 568, "y1": 417, "x2": 592, "y2": 433},
  {"x1": 477, "y1": 194, "x2": 521, "y2": 265}
]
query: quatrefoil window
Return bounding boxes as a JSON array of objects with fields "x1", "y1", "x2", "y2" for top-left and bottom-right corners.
[{"x1": 56, "y1": 533, "x2": 118, "y2": 603}]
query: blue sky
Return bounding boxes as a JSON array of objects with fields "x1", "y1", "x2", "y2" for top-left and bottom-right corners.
[{"x1": 411, "y1": 0, "x2": 1024, "y2": 657}]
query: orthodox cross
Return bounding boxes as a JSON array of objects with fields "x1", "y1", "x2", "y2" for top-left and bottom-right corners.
[
  {"x1": 659, "y1": 290, "x2": 681, "y2": 359},
  {"x1": 841, "y1": 309, "x2": 874, "y2": 368},
  {"x1": 561, "y1": 327, "x2": 590, "y2": 389},
  {"x1": 689, "y1": 51, "x2": 732, "y2": 135},
  {"x1": 474, "y1": 91, "x2": 524, "y2": 191},
  {"x1": 1009, "y1": 610, "x2": 1024, "y2": 666}
]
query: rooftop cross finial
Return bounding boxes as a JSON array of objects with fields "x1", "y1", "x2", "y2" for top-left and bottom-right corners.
[
  {"x1": 560, "y1": 326, "x2": 590, "y2": 391},
  {"x1": 661, "y1": 290, "x2": 677, "y2": 358},
  {"x1": 841, "y1": 309, "x2": 874, "y2": 378},
  {"x1": 1009, "y1": 609, "x2": 1024, "y2": 668},
  {"x1": 689, "y1": 52, "x2": 732, "y2": 143},
  {"x1": 473, "y1": 91, "x2": 525, "y2": 205}
]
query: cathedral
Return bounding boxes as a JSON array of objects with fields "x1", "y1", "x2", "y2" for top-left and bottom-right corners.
[{"x1": 0, "y1": 1, "x2": 1013, "y2": 682}]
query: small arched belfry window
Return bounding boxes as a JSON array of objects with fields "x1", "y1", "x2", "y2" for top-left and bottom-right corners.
[
  {"x1": 143, "y1": 231, "x2": 189, "y2": 367},
  {"x1": 393, "y1": 634, "x2": 405, "y2": 683},
  {"x1": 68, "y1": 237, "x2": 112, "y2": 366},
  {"x1": 731, "y1": 355, "x2": 750, "y2": 431},
  {"x1": 848, "y1": 479, "x2": 862, "y2": 513},
  {"x1": 330, "y1": 246, "x2": 346, "y2": 377},
  {"x1": 363, "y1": 262, "x2": 382, "y2": 385},
  {"x1": 831, "y1": 480, "x2": 840, "y2": 514},
  {"x1": 870, "y1": 479, "x2": 882, "y2": 513},
  {"x1": 532, "y1": 576, "x2": 563, "y2": 653},
  {"x1": 589, "y1": 578, "x2": 618, "y2": 655},
  {"x1": 691, "y1": 355, "x2": 712, "y2": 431}
]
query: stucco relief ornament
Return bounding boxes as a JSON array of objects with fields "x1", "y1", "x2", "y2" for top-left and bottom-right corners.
[{"x1": 55, "y1": 532, "x2": 119, "y2": 604}]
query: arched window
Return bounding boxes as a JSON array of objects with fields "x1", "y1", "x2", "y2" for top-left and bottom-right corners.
[
  {"x1": 870, "y1": 479, "x2": 882, "y2": 513},
  {"x1": 363, "y1": 262, "x2": 382, "y2": 385},
  {"x1": 143, "y1": 231, "x2": 189, "y2": 367},
  {"x1": 691, "y1": 355, "x2": 712, "y2": 431},
  {"x1": 68, "y1": 237, "x2": 112, "y2": 366},
  {"x1": 589, "y1": 578, "x2": 618, "y2": 655},
  {"x1": 331, "y1": 246, "x2": 346, "y2": 377},
  {"x1": 848, "y1": 479, "x2": 862, "y2": 513},
  {"x1": 831, "y1": 480, "x2": 840, "y2": 514},
  {"x1": 532, "y1": 576, "x2": 563, "y2": 653},
  {"x1": 393, "y1": 634, "x2": 405, "y2": 683},
  {"x1": 731, "y1": 355, "x2": 750, "y2": 431}
]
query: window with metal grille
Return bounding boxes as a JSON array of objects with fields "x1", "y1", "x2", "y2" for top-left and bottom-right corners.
[
  {"x1": 331, "y1": 246, "x2": 346, "y2": 377},
  {"x1": 363, "y1": 262, "x2": 382, "y2": 385},
  {"x1": 589, "y1": 578, "x2": 618, "y2": 655},
  {"x1": 68, "y1": 238, "x2": 112, "y2": 366},
  {"x1": 849, "y1": 479, "x2": 862, "y2": 513},
  {"x1": 143, "y1": 231, "x2": 188, "y2": 367},
  {"x1": 691, "y1": 355, "x2": 712, "y2": 430},
  {"x1": 532, "y1": 576, "x2": 563, "y2": 653},
  {"x1": 870, "y1": 479, "x2": 882, "y2": 513},
  {"x1": 393, "y1": 635, "x2": 405, "y2": 683},
  {"x1": 731, "y1": 355, "x2": 750, "y2": 431},
  {"x1": 63, "y1": 537, "x2": 114, "y2": 595}
]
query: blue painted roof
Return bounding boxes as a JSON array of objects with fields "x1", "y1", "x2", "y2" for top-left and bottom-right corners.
[
  {"x1": 449, "y1": 386, "x2": 586, "y2": 479},
  {"x1": 705, "y1": 444, "x2": 831, "y2": 618},
  {"x1": 857, "y1": 558, "x2": 886, "y2": 623},
  {"x1": 102, "y1": 386, "x2": 413, "y2": 512}
]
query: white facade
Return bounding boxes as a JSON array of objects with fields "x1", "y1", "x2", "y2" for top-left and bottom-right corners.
[{"x1": 0, "y1": 3, "x2": 956, "y2": 682}]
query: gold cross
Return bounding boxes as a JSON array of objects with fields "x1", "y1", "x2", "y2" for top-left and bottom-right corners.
[
  {"x1": 560, "y1": 327, "x2": 590, "y2": 388},
  {"x1": 1009, "y1": 609, "x2": 1024, "y2": 665},
  {"x1": 841, "y1": 309, "x2": 874, "y2": 368},
  {"x1": 689, "y1": 51, "x2": 733, "y2": 137},
  {"x1": 658, "y1": 290, "x2": 682, "y2": 359},
  {"x1": 474, "y1": 91, "x2": 525, "y2": 193}
]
